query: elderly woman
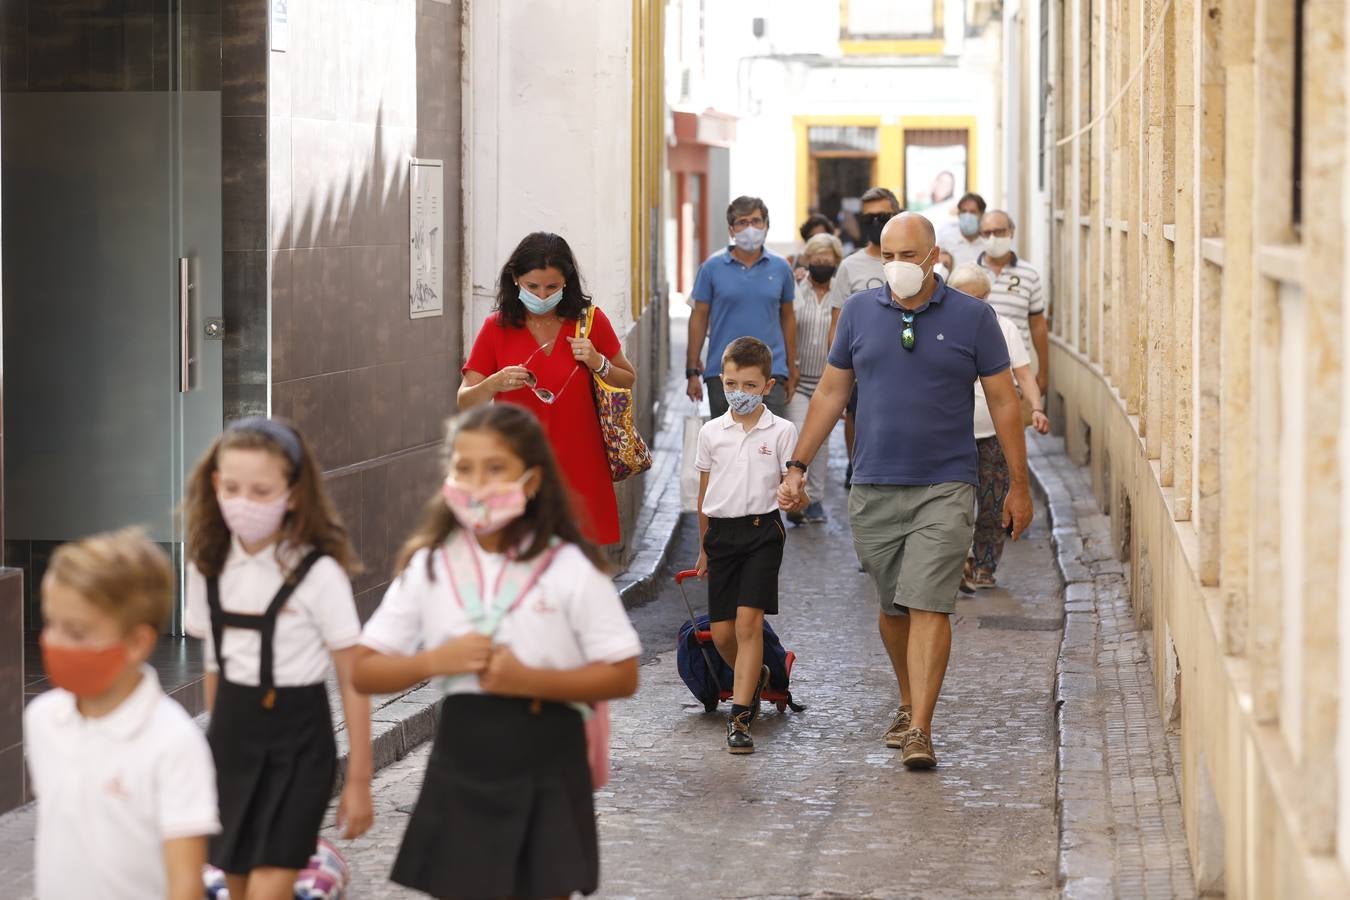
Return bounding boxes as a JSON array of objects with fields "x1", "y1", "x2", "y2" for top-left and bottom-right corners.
[
  {"x1": 785, "y1": 230, "x2": 846, "y2": 524},
  {"x1": 457, "y1": 232, "x2": 637, "y2": 545},
  {"x1": 948, "y1": 264, "x2": 1050, "y2": 590}
]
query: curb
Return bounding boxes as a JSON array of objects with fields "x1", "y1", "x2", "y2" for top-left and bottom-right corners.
[{"x1": 1026, "y1": 442, "x2": 1116, "y2": 900}]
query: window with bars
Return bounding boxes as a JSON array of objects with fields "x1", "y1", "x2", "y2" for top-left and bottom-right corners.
[
  {"x1": 842, "y1": 0, "x2": 939, "y2": 39},
  {"x1": 808, "y1": 126, "x2": 880, "y2": 154},
  {"x1": 1292, "y1": 0, "x2": 1304, "y2": 230}
]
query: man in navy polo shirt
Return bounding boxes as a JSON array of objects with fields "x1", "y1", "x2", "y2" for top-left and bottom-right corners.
[
  {"x1": 686, "y1": 196, "x2": 800, "y2": 417},
  {"x1": 779, "y1": 212, "x2": 1033, "y2": 769}
]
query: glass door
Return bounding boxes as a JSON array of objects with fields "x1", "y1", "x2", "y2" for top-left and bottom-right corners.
[{"x1": 1, "y1": 1, "x2": 223, "y2": 637}]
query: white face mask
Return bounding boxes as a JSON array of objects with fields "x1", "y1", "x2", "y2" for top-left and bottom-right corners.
[
  {"x1": 883, "y1": 258, "x2": 930, "y2": 301},
  {"x1": 985, "y1": 235, "x2": 1013, "y2": 258},
  {"x1": 732, "y1": 226, "x2": 766, "y2": 253}
]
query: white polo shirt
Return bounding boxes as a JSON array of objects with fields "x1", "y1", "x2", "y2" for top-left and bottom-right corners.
[
  {"x1": 184, "y1": 538, "x2": 362, "y2": 686},
  {"x1": 24, "y1": 666, "x2": 220, "y2": 900},
  {"x1": 360, "y1": 541, "x2": 641, "y2": 696},
  {"x1": 936, "y1": 221, "x2": 988, "y2": 268},
  {"x1": 695, "y1": 409, "x2": 798, "y2": 518},
  {"x1": 974, "y1": 313, "x2": 1032, "y2": 439},
  {"x1": 979, "y1": 251, "x2": 1046, "y2": 370}
]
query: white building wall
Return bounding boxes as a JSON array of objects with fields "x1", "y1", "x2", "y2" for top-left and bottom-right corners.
[
  {"x1": 679, "y1": 0, "x2": 1003, "y2": 252},
  {"x1": 463, "y1": 0, "x2": 635, "y2": 346}
]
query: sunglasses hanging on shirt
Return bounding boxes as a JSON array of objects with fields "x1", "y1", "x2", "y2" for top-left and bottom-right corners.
[{"x1": 900, "y1": 310, "x2": 916, "y2": 352}]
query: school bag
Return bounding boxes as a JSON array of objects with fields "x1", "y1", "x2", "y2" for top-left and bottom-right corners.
[
  {"x1": 676, "y1": 613, "x2": 803, "y2": 713},
  {"x1": 203, "y1": 838, "x2": 350, "y2": 898}
]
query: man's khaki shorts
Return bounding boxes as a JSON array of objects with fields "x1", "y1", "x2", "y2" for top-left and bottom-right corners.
[{"x1": 849, "y1": 482, "x2": 976, "y2": 616}]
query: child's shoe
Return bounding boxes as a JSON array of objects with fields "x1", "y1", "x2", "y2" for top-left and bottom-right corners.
[
  {"x1": 802, "y1": 501, "x2": 827, "y2": 523},
  {"x1": 726, "y1": 709, "x2": 755, "y2": 754}
]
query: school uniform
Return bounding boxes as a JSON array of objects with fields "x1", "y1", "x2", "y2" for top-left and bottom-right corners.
[
  {"x1": 24, "y1": 665, "x2": 220, "y2": 900},
  {"x1": 184, "y1": 538, "x2": 361, "y2": 873},
  {"x1": 695, "y1": 408, "x2": 798, "y2": 622},
  {"x1": 361, "y1": 539, "x2": 641, "y2": 900}
]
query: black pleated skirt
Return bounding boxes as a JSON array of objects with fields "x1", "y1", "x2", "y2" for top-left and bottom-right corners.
[
  {"x1": 392, "y1": 694, "x2": 598, "y2": 900},
  {"x1": 207, "y1": 681, "x2": 336, "y2": 873}
]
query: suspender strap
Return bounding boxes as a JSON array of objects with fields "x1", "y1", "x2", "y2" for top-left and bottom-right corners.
[{"x1": 204, "y1": 549, "x2": 326, "y2": 709}]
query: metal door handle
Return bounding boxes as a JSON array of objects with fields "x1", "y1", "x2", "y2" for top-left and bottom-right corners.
[{"x1": 179, "y1": 257, "x2": 193, "y2": 392}]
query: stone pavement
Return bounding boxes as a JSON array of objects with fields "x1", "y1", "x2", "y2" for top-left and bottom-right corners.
[
  {"x1": 1029, "y1": 433, "x2": 1195, "y2": 899},
  {"x1": 325, "y1": 431, "x2": 1067, "y2": 898}
]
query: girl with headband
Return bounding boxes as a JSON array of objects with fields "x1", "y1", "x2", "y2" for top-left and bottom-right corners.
[{"x1": 183, "y1": 416, "x2": 374, "y2": 900}]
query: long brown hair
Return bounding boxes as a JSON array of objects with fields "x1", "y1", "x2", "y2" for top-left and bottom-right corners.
[
  {"x1": 184, "y1": 418, "x2": 361, "y2": 580},
  {"x1": 396, "y1": 404, "x2": 609, "y2": 578}
]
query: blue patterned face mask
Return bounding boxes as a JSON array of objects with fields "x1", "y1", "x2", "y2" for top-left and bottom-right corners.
[
  {"x1": 726, "y1": 389, "x2": 764, "y2": 416},
  {"x1": 958, "y1": 211, "x2": 981, "y2": 237},
  {"x1": 519, "y1": 286, "x2": 564, "y2": 315}
]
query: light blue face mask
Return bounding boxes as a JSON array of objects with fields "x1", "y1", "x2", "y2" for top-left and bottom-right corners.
[
  {"x1": 519, "y1": 285, "x2": 564, "y2": 315},
  {"x1": 725, "y1": 389, "x2": 764, "y2": 416},
  {"x1": 958, "y1": 212, "x2": 981, "y2": 238}
]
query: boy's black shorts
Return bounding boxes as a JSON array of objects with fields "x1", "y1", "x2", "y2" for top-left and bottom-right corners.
[{"x1": 705, "y1": 512, "x2": 784, "y2": 622}]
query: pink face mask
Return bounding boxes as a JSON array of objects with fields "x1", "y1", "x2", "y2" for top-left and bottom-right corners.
[
  {"x1": 218, "y1": 493, "x2": 290, "y2": 545},
  {"x1": 441, "y1": 472, "x2": 532, "y2": 535}
]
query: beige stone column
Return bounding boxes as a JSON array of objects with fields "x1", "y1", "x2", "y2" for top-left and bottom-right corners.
[{"x1": 1172, "y1": 0, "x2": 1196, "y2": 521}]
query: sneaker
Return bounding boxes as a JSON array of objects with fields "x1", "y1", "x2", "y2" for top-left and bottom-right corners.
[
  {"x1": 973, "y1": 571, "x2": 998, "y2": 590},
  {"x1": 749, "y1": 665, "x2": 769, "y2": 722},
  {"x1": 786, "y1": 509, "x2": 805, "y2": 525},
  {"x1": 802, "y1": 501, "x2": 827, "y2": 523},
  {"x1": 959, "y1": 560, "x2": 977, "y2": 595},
  {"x1": 884, "y1": 706, "x2": 913, "y2": 748},
  {"x1": 901, "y1": 727, "x2": 937, "y2": 769},
  {"x1": 726, "y1": 710, "x2": 755, "y2": 754}
]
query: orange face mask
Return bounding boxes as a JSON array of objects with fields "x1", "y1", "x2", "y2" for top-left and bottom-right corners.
[{"x1": 39, "y1": 634, "x2": 129, "y2": 698}]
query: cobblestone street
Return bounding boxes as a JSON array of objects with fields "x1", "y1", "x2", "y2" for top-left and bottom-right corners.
[{"x1": 330, "y1": 434, "x2": 1066, "y2": 899}]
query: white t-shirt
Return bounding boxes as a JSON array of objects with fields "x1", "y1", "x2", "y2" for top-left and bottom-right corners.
[
  {"x1": 973, "y1": 313, "x2": 1032, "y2": 439},
  {"x1": 360, "y1": 541, "x2": 641, "y2": 696},
  {"x1": 25, "y1": 666, "x2": 220, "y2": 900},
  {"x1": 937, "y1": 221, "x2": 988, "y2": 268},
  {"x1": 184, "y1": 538, "x2": 362, "y2": 686},
  {"x1": 695, "y1": 409, "x2": 798, "y2": 518}
]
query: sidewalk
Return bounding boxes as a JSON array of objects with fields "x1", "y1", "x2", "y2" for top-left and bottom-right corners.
[{"x1": 1028, "y1": 432, "x2": 1195, "y2": 899}]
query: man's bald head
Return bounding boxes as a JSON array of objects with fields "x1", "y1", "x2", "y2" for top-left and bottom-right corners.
[
  {"x1": 981, "y1": 209, "x2": 1014, "y2": 234},
  {"x1": 879, "y1": 212, "x2": 938, "y2": 263}
]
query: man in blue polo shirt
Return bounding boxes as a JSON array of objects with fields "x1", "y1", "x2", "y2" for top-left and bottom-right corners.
[
  {"x1": 686, "y1": 195, "x2": 799, "y2": 417},
  {"x1": 779, "y1": 212, "x2": 1032, "y2": 770}
]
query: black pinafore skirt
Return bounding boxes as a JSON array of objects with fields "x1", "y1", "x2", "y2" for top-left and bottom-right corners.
[
  {"x1": 391, "y1": 694, "x2": 598, "y2": 900},
  {"x1": 207, "y1": 680, "x2": 336, "y2": 873}
]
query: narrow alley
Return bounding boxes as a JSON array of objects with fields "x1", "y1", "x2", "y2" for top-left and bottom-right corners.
[{"x1": 329, "y1": 439, "x2": 1064, "y2": 899}]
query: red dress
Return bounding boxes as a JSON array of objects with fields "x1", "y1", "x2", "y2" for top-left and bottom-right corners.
[{"x1": 463, "y1": 308, "x2": 622, "y2": 545}]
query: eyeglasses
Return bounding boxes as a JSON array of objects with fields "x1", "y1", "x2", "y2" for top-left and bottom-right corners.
[
  {"x1": 520, "y1": 342, "x2": 582, "y2": 405},
  {"x1": 732, "y1": 216, "x2": 767, "y2": 231},
  {"x1": 901, "y1": 311, "x2": 916, "y2": 352}
]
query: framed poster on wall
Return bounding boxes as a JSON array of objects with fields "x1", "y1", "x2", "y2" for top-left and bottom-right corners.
[{"x1": 409, "y1": 158, "x2": 444, "y2": 320}]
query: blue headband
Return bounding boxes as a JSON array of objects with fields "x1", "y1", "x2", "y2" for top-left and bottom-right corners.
[{"x1": 226, "y1": 416, "x2": 303, "y2": 469}]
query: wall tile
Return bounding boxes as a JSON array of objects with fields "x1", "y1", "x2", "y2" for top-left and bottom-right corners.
[
  {"x1": 325, "y1": 471, "x2": 363, "y2": 572},
  {"x1": 1, "y1": 3, "x2": 29, "y2": 92},
  {"x1": 291, "y1": 118, "x2": 353, "y2": 249},
  {"x1": 415, "y1": 13, "x2": 451, "y2": 134},
  {"x1": 222, "y1": 115, "x2": 267, "y2": 252},
  {"x1": 269, "y1": 111, "x2": 293, "y2": 250},
  {"x1": 357, "y1": 464, "x2": 393, "y2": 594},
  {"x1": 282, "y1": 375, "x2": 323, "y2": 455},
  {"x1": 350, "y1": 244, "x2": 405, "y2": 369},
  {"x1": 222, "y1": 249, "x2": 268, "y2": 390},
  {"x1": 401, "y1": 354, "x2": 453, "y2": 448},
  {"x1": 349, "y1": 364, "x2": 404, "y2": 463},
  {"x1": 0, "y1": 743, "x2": 24, "y2": 814},
  {"x1": 318, "y1": 371, "x2": 353, "y2": 469},
  {"x1": 0, "y1": 570, "x2": 24, "y2": 753},
  {"x1": 271, "y1": 377, "x2": 297, "y2": 423},
  {"x1": 318, "y1": 247, "x2": 354, "y2": 375},
  {"x1": 289, "y1": 249, "x2": 326, "y2": 378},
  {"x1": 222, "y1": 0, "x2": 266, "y2": 117},
  {"x1": 271, "y1": 250, "x2": 293, "y2": 383}
]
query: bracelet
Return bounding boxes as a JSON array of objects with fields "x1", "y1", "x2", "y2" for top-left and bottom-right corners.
[
  {"x1": 593, "y1": 357, "x2": 612, "y2": 379},
  {"x1": 685, "y1": 366, "x2": 703, "y2": 378}
]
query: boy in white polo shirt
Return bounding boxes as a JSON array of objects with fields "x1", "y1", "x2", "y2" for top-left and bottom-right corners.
[
  {"x1": 24, "y1": 529, "x2": 220, "y2": 900},
  {"x1": 695, "y1": 336, "x2": 801, "y2": 754}
]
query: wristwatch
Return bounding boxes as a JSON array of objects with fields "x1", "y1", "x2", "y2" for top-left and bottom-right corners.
[
  {"x1": 785, "y1": 459, "x2": 808, "y2": 473},
  {"x1": 685, "y1": 367, "x2": 703, "y2": 378}
]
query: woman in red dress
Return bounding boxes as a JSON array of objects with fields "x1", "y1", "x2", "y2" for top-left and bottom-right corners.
[{"x1": 458, "y1": 232, "x2": 637, "y2": 545}]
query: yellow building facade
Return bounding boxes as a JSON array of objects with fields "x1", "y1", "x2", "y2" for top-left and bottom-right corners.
[{"x1": 1038, "y1": 0, "x2": 1349, "y2": 894}]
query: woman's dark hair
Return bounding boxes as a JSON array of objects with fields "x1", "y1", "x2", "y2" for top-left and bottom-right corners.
[
  {"x1": 395, "y1": 405, "x2": 610, "y2": 578},
  {"x1": 494, "y1": 232, "x2": 593, "y2": 328},
  {"x1": 798, "y1": 214, "x2": 835, "y2": 243},
  {"x1": 184, "y1": 418, "x2": 361, "y2": 581}
]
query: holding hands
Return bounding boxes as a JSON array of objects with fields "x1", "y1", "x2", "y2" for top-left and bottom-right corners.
[{"x1": 777, "y1": 470, "x2": 810, "y2": 513}]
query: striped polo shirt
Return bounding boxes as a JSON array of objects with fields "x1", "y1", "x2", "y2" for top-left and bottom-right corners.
[
  {"x1": 793, "y1": 275, "x2": 841, "y2": 392},
  {"x1": 978, "y1": 251, "x2": 1045, "y2": 366}
]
